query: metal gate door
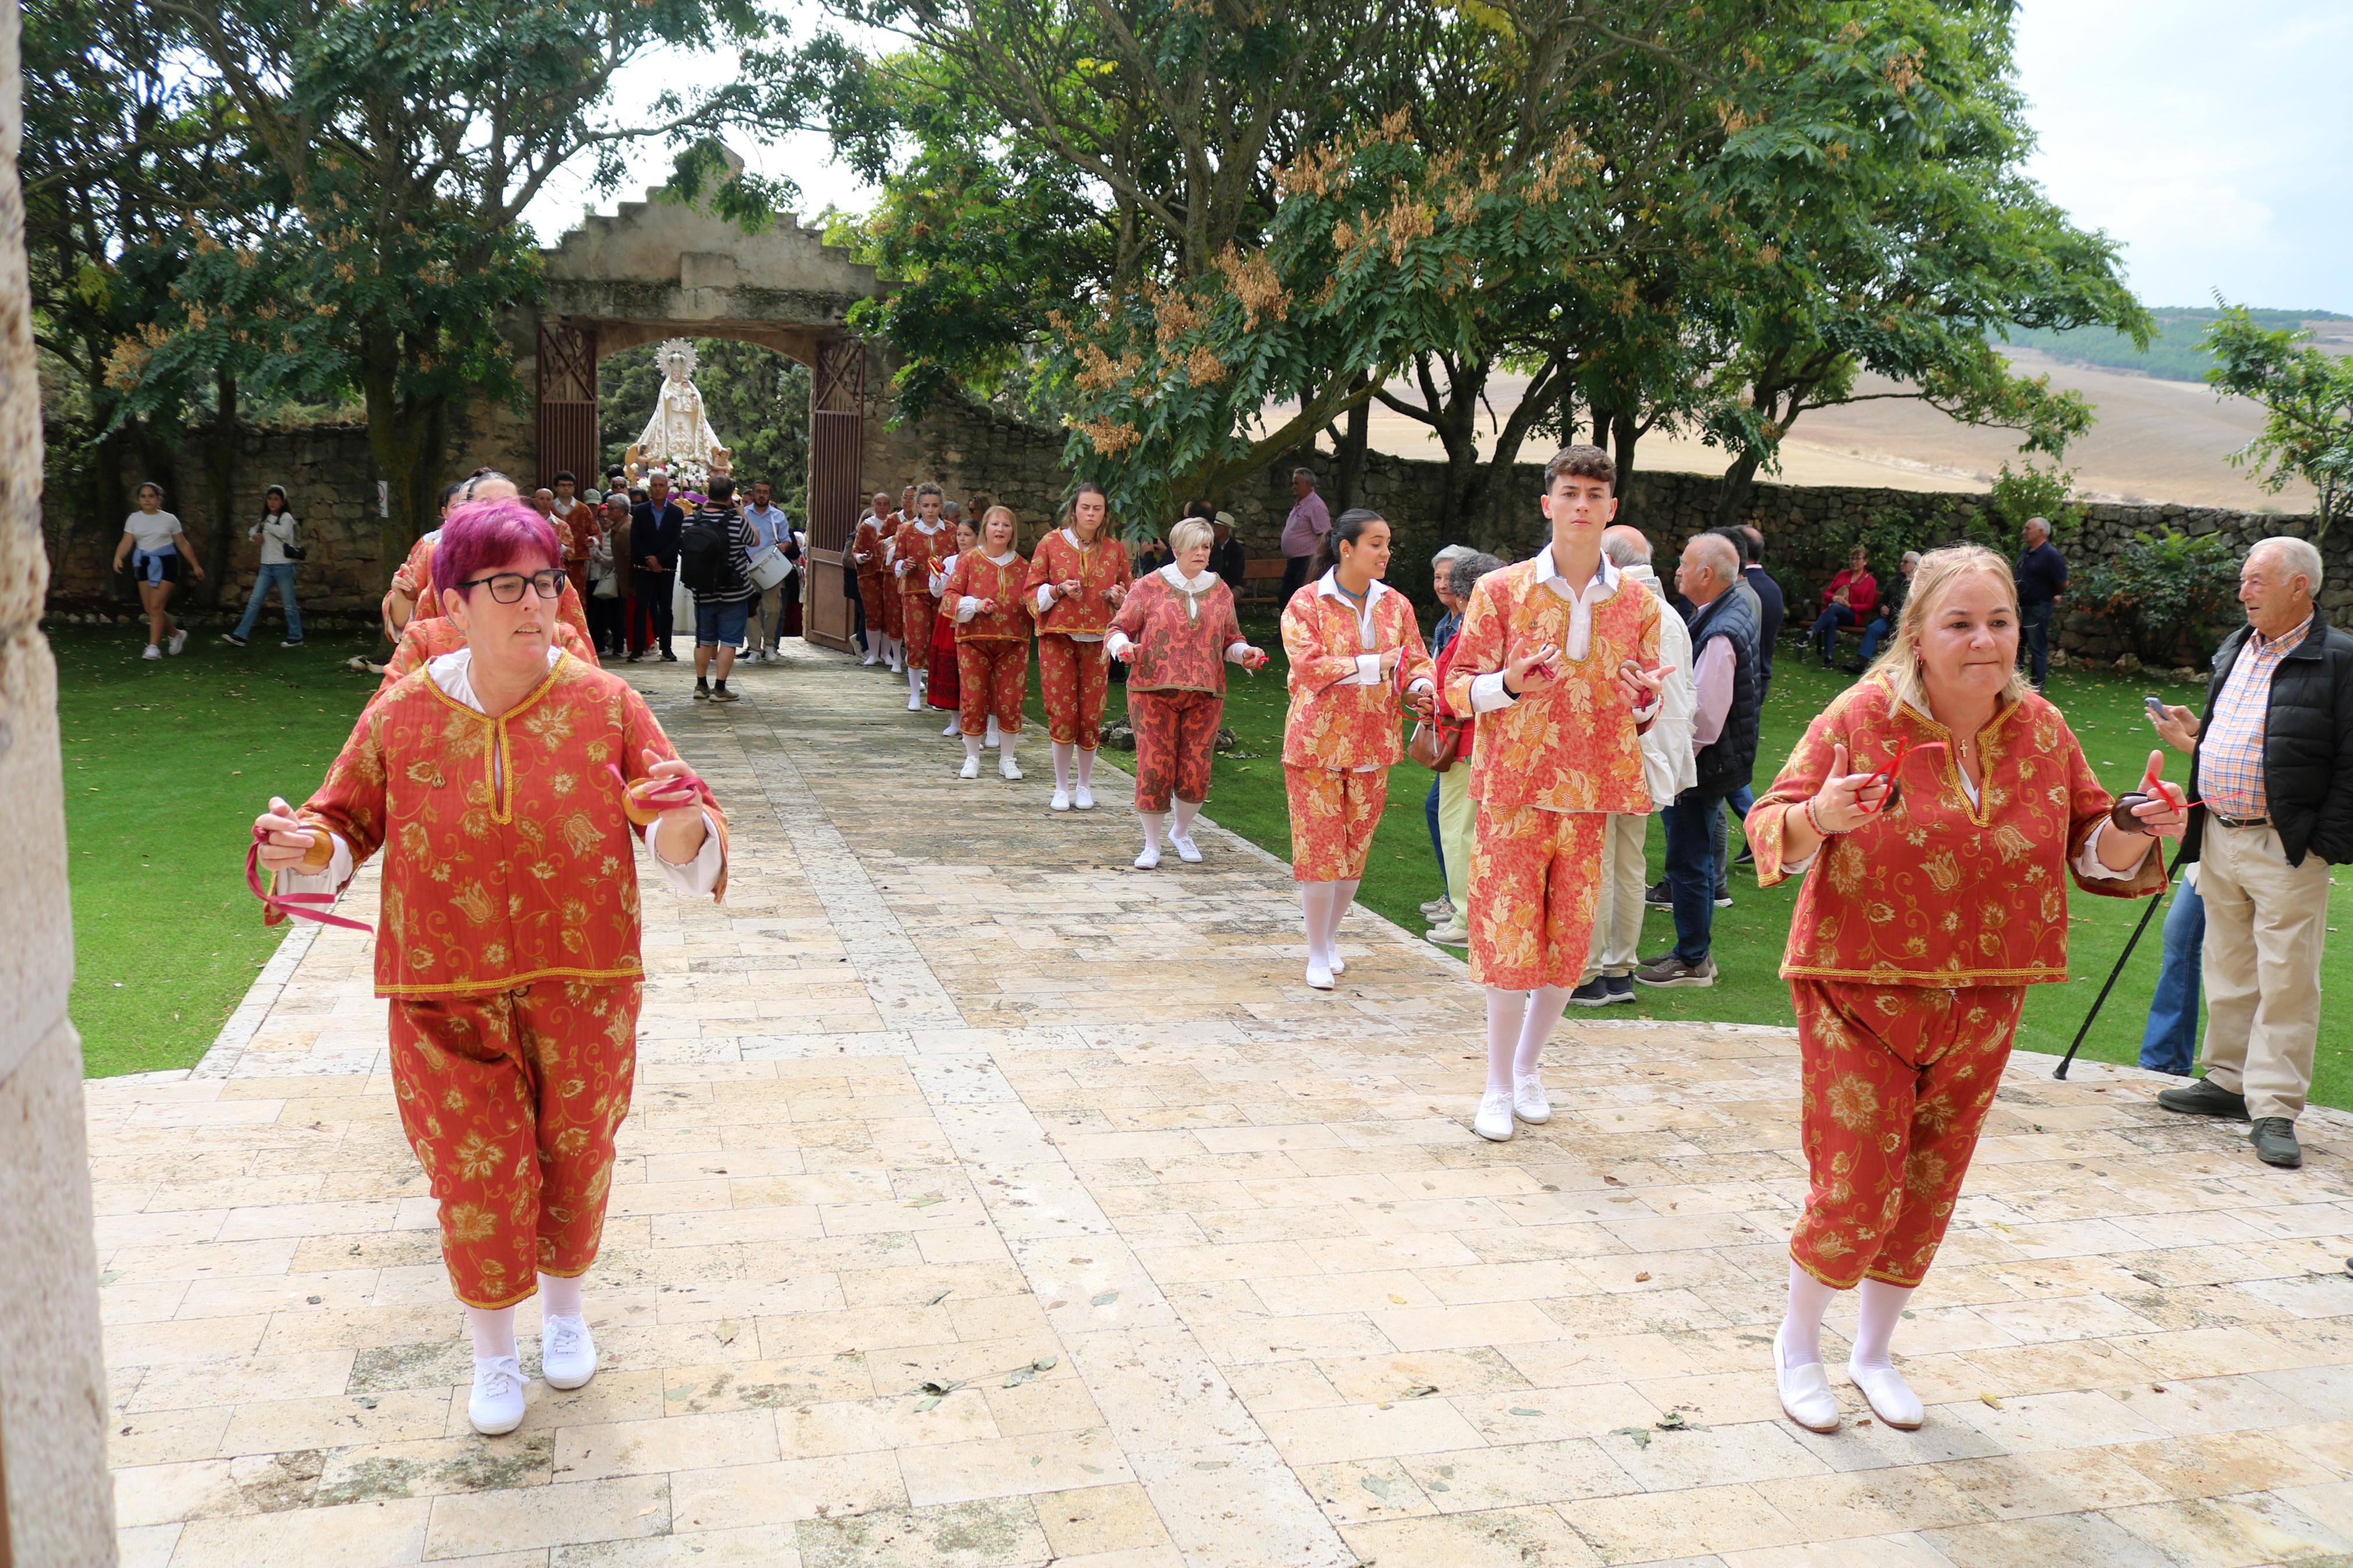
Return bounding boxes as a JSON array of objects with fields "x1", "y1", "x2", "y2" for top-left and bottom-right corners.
[
  {"x1": 803, "y1": 338, "x2": 865, "y2": 653},
  {"x1": 535, "y1": 320, "x2": 599, "y2": 491}
]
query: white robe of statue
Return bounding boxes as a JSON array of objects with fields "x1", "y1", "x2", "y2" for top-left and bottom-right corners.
[{"x1": 635, "y1": 345, "x2": 726, "y2": 471}]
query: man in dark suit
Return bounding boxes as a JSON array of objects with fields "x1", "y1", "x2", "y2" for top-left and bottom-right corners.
[{"x1": 630, "y1": 470, "x2": 686, "y2": 662}]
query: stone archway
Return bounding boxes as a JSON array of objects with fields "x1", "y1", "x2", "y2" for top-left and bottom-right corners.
[{"x1": 507, "y1": 170, "x2": 890, "y2": 652}]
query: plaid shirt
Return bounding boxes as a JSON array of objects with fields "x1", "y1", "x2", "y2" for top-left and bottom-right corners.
[{"x1": 2199, "y1": 614, "x2": 2314, "y2": 819}]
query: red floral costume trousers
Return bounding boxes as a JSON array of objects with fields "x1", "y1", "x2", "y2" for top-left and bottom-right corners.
[
  {"x1": 389, "y1": 979, "x2": 640, "y2": 1309},
  {"x1": 860, "y1": 572, "x2": 898, "y2": 640},
  {"x1": 1789, "y1": 979, "x2": 2025, "y2": 1289},
  {"x1": 1284, "y1": 765, "x2": 1387, "y2": 881},
  {"x1": 957, "y1": 640, "x2": 1029, "y2": 736},
  {"x1": 1131, "y1": 689, "x2": 1221, "y2": 812},
  {"x1": 1467, "y1": 805, "x2": 1606, "y2": 990},
  {"x1": 902, "y1": 591, "x2": 941, "y2": 670},
  {"x1": 1038, "y1": 633, "x2": 1111, "y2": 749}
]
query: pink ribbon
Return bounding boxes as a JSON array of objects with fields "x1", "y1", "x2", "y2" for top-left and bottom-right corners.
[{"x1": 245, "y1": 826, "x2": 372, "y2": 932}]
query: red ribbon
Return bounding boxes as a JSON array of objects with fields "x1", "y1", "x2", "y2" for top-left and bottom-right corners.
[
  {"x1": 606, "y1": 762, "x2": 704, "y2": 813},
  {"x1": 2136, "y1": 754, "x2": 2200, "y2": 812},
  {"x1": 1858, "y1": 737, "x2": 1949, "y2": 814},
  {"x1": 245, "y1": 826, "x2": 372, "y2": 932}
]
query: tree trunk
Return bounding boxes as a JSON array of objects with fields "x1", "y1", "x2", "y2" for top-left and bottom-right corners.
[
  {"x1": 1610, "y1": 409, "x2": 1640, "y2": 510},
  {"x1": 200, "y1": 371, "x2": 238, "y2": 607},
  {"x1": 1333, "y1": 374, "x2": 1371, "y2": 512},
  {"x1": 360, "y1": 332, "x2": 451, "y2": 588},
  {"x1": 1712, "y1": 449, "x2": 1763, "y2": 534}
]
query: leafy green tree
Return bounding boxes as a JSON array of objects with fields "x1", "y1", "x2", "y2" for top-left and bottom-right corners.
[
  {"x1": 599, "y1": 340, "x2": 812, "y2": 518},
  {"x1": 2203, "y1": 301, "x2": 2353, "y2": 540},
  {"x1": 111, "y1": 0, "x2": 801, "y2": 577}
]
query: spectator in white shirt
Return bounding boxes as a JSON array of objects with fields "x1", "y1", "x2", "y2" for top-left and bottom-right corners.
[
  {"x1": 226, "y1": 485, "x2": 303, "y2": 648},
  {"x1": 111, "y1": 481, "x2": 206, "y2": 659}
]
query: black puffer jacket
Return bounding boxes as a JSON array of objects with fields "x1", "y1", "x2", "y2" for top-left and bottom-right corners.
[{"x1": 2185, "y1": 613, "x2": 2353, "y2": 867}]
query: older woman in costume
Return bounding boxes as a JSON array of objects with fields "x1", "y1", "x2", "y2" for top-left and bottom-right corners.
[
  {"x1": 1028, "y1": 481, "x2": 1133, "y2": 811},
  {"x1": 1280, "y1": 507, "x2": 1435, "y2": 990},
  {"x1": 1108, "y1": 515, "x2": 1268, "y2": 869},
  {"x1": 253, "y1": 499, "x2": 729, "y2": 1437},
  {"x1": 944, "y1": 504, "x2": 1035, "y2": 779},
  {"x1": 1747, "y1": 544, "x2": 2180, "y2": 1435}
]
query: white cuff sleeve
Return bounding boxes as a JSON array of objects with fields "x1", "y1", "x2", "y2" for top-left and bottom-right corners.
[
  {"x1": 1035, "y1": 584, "x2": 1057, "y2": 614},
  {"x1": 645, "y1": 810, "x2": 725, "y2": 895},
  {"x1": 274, "y1": 833, "x2": 354, "y2": 901},
  {"x1": 1225, "y1": 641, "x2": 1252, "y2": 664},
  {"x1": 928, "y1": 571, "x2": 948, "y2": 596},
  {"x1": 1405, "y1": 675, "x2": 1434, "y2": 696},
  {"x1": 1106, "y1": 631, "x2": 1135, "y2": 660},
  {"x1": 2074, "y1": 819, "x2": 2139, "y2": 881},
  {"x1": 1469, "y1": 671, "x2": 1516, "y2": 714},
  {"x1": 1354, "y1": 653, "x2": 1383, "y2": 685},
  {"x1": 956, "y1": 595, "x2": 981, "y2": 623}
]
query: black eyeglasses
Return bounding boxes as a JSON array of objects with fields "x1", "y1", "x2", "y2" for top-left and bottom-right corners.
[{"x1": 456, "y1": 568, "x2": 566, "y2": 603}]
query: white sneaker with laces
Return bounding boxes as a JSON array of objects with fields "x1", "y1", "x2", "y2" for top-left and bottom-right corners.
[
  {"x1": 1424, "y1": 919, "x2": 1470, "y2": 946},
  {"x1": 1304, "y1": 959, "x2": 1335, "y2": 991},
  {"x1": 1847, "y1": 1359, "x2": 1923, "y2": 1429},
  {"x1": 1133, "y1": 844, "x2": 1162, "y2": 870},
  {"x1": 168, "y1": 629, "x2": 187, "y2": 655},
  {"x1": 999, "y1": 756, "x2": 1024, "y2": 780},
  {"x1": 959, "y1": 755, "x2": 981, "y2": 780},
  {"x1": 1049, "y1": 788, "x2": 1072, "y2": 812},
  {"x1": 1474, "y1": 1090, "x2": 1514, "y2": 1142},
  {"x1": 1420, "y1": 896, "x2": 1451, "y2": 919},
  {"x1": 469, "y1": 1354, "x2": 527, "y2": 1435},
  {"x1": 1513, "y1": 1073, "x2": 1551, "y2": 1125},
  {"x1": 1073, "y1": 783, "x2": 1095, "y2": 810},
  {"x1": 541, "y1": 1315, "x2": 596, "y2": 1390},
  {"x1": 1776, "y1": 1332, "x2": 1840, "y2": 1433},
  {"x1": 142, "y1": 644, "x2": 162, "y2": 660},
  {"x1": 1172, "y1": 834, "x2": 1202, "y2": 863}
]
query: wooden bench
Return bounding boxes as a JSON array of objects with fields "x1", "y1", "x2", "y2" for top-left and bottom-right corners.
[{"x1": 1238, "y1": 556, "x2": 1289, "y2": 607}]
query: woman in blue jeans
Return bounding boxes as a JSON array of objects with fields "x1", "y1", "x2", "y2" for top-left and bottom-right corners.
[{"x1": 226, "y1": 485, "x2": 303, "y2": 646}]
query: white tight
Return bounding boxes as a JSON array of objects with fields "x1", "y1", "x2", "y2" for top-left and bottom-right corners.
[
  {"x1": 1481, "y1": 986, "x2": 1576, "y2": 1093},
  {"x1": 1172, "y1": 799, "x2": 1201, "y2": 839},
  {"x1": 1138, "y1": 812, "x2": 1165, "y2": 856},
  {"x1": 1053, "y1": 742, "x2": 1074, "y2": 791},
  {"x1": 1777, "y1": 1260, "x2": 1839, "y2": 1368},
  {"x1": 1777, "y1": 1261, "x2": 1914, "y2": 1370},
  {"x1": 1299, "y1": 879, "x2": 1358, "y2": 968},
  {"x1": 1076, "y1": 747, "x2": 1098, "y2": 788},
  {"x1": 465, "y1": 1272, "x2": 586, "y2": 1360},
  {"x1": 1851, "y1": 1278, "x2": 1914, "y2": 1369},
  {"x1": 963, "y1": 735, "x2": 983, "y2": 763}
]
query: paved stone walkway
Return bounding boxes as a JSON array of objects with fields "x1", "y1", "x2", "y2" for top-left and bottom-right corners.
[{"x1": 93, "y1": 641, "x2": 2353, "y2": 1567}]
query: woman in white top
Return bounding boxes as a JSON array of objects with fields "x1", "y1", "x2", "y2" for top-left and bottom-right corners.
[
  {"x1": 226, "y1": 485, "x2": 303, "y2": 648},
  {"x1": 111, "y1": 481, "x2": 206, "y2": 659}
]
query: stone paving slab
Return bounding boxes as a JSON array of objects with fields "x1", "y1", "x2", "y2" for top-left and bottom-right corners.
[{"x1": 93, "y1": 640, "x2": 2353, "y2": 1567}]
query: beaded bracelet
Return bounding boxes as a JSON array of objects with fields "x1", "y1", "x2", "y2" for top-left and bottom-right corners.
[{"x1": 1804, "y1": 797, "x2": 1839, "y2": 839}]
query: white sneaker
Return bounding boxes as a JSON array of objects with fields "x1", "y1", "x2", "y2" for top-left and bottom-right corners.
[
  {"x1": 1474, "y1": 1091, "x2": 1514, "y2": 1142},
  {"x1": 1776, "y1": 1332, "x2": 1840, "y2": 1433},
  {"x1": 862, "y1": 650, "x2": 879, "y2": 666},
  {"x1": 1847, "y1": 1359, "x2": 1923, "y2": 1430},
  {"x1": 943, "y1": 718, "x2": 960, "y2": 737},
  {"x1": 541, "y1": 1315, "x2": 597, "y2": 1391},
  {"x1": 1304, "y1": 959, "x2": 1335, "y2": 991},
  {"x1": 1421, "y1": 896, "x2": 1453, "y2": 920},
  {"x1": 1172, "y1": 833, "x2": 1202, "y2": 863},
  {"x1": 469, "y1": 1354, "x2": 527, "y2": 1435},
  {"x1": 168, "y1": 629, "x2": 187, "y2": 655},
  {"x1": 959, "y1": 756, "x2": 981, "y2": 780},
  {"x1": 999, "y1": 756, "x2": 1024, "y2": 780},
  {"x1": 1425, "y1": 919, "x2": 1470, "y2": 947},
  {"x1": 1073, "y1": 784, "x2": 1096, "y2": 810},
  {"x1": 907, "y1": 688, "x2": 925, "y2": 711},
  {"x1": 1049, "y1": 788, "x2": 1072, "y2": 813},
  {"x1": 142, "y1": 643, "x2": 162, "y2": 660},
  {"x1": 1134, "y1": 844, "x2": 1162, "y2": 870},
  {"x1": 1513, "y1": 1074, "x2": 1551, "y2": 1124}
]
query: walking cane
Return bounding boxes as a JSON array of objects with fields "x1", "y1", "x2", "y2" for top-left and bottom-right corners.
[{"x1": 2053, "y1": 844, "x2": 2190, "y2": 1080}]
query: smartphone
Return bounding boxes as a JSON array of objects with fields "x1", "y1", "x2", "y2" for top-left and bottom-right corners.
[{"x1": 2144, "y1": 695, "x2": 2166, "y2": 718}]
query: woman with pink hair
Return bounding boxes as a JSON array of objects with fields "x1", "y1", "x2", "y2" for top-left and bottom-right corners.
[{"x1": 250, "y1": 497, "x2": 731, "y2": 1437}]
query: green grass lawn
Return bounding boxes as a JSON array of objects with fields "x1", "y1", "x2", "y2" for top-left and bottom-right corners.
[
  {"x1": 55, "y1": 621, "x2": 382, "y2": 1076},
  {"x1": 1064, "y1": 615, "x2": 2353, "y2": 1110}
]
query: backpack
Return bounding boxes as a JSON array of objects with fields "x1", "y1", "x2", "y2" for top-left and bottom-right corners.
[{"x1": 678, "y1": 509, "x2": 740, "y2": 596}]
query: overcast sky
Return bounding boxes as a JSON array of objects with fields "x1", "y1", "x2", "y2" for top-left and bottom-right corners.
[{"x1": 522, "y1": 0, "x2": 2353, "y2": 316}]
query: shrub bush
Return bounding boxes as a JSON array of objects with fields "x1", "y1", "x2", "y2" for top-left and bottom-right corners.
[{"x1": 2071, "y1": 528, "x2": 2240, "y2": 665}]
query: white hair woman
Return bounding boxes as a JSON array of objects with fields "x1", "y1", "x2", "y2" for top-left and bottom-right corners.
[
  {"x1": 1107, "y1": 517, "x2": 1268, "y2": 867},
  {"x1": 1745, "y1": 544, "x2": 2183, "y2": 1436}
]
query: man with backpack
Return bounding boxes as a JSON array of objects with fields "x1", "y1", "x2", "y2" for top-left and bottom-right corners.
[{"x1": 682, "y1": 475, "x2": 757, "y2": 702}]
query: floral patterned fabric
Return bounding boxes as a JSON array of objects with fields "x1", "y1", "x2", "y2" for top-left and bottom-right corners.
[
  {"x1": 945, "y1": 551, "x2": 1035, "y2": 643},
  {"x1": 1131, "y1": 689, "x2": 1222, "y2": 812},
  {"x1": 293, "y1": 651, "x2": 729, "y2": 997},
  {"x1": 1112, "y1": 571, "x2": 1245, "y2": 696},
  {"x1": 893, "y1": 521, "x2": 955, "y2": 671},
  {"x1": 1745, "y1": 677, "x2": 2166, "y2": 987},
  {"x1": 1279, "y1": 581, "x2": 1432, "y2": 770},
  {"x1": 1026, "y1": 529, "x2": 1132, "y2": 638},
  {"x1": 374, "y1": 616, "x2": 598, "y2": 706},
  {"x1": 390, "y1": 977, "x2": 640, "y2": 1308},
  {"x1": 1466, "y1": 803, "x2": 1606, "y2": 989},
  {"x1": 1788, "y1": 978, "x2": 2025, "y2": 1289},
  {"x1": 853, "y1": 515, "x2": 896, "y2": 638},
  {"x1": 1442, "y1": 557, "x2": 1657, "y2": 813},
  {"x1": 957, "y1": 641, "x2": 1029, "y2": 736},
  {"x1": 1038, "y1": 633, "x2": 1112, "y2": 749},
  {"x1": 1285, "y1": 765, "x2": 1387, "y2": 882}
]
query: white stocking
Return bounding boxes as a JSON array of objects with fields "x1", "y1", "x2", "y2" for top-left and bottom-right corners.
[
  {"x1": 1053, "y1": 742, "x2": 1074, "y2": 791},
  {"x1": 1514, "y1": 986, "x2": 1574, "y2": 1076},
  {"x1": 1172, "y1": 799, "x2": 1201, "y2": 840},
  {"x1": 1139, "y1": 812, "x2": 1165, "y2": 855},
  {"x1": 1300, "y1": 882, "x2": 1336, "y2": 966},
  {"x1": 1076, "y1": 747, "x2": 1098, "y2": 788},
  {"x1": 1323, "y1": 877, "x2": 1360, "y2": 959},
  {"x1": 985, "y1": 715, "x2": 1001, "y2": 748},
  {"x1": 963, "y1": 735, "x2": 983, "y2": 763},
  {"x1": 1000, "y1": 734, "x2": 1017, "y2": 767},
  {"x1": 539, "y1": 1272, "x2": 583, "y2": 1319},
  {"x1": 1779, "y1": 1260, "x2": 1838, "y2": 1369},
  {"x1": 908, "y1": 664, "x2": 924, "y2": 696},
  {"x1": 467, "y1": 1303, "x2": 517, "y2": 1360},
  {"x1": 1484, "y1": 989, "x2": 1529, "y2": 1095},
  {"x1": 944, "y1": 715, "x2": 961, "y2": 736},
  {"x1": 1852, "y1": 1278, "x2": 1914, "y2": 1369}
]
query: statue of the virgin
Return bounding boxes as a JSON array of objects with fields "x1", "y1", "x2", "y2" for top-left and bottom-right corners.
[{"x1": 628, "y1": 339, "x2": 729, "y2": 486}]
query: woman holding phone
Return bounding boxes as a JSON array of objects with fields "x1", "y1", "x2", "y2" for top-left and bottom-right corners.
[{"x1": 1279, "y1": 508, "x2": 1435, "y2": 989}]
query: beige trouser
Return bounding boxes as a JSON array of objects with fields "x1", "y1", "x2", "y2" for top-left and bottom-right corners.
[
  {"x1": 1438, "y1": 763, "x2": 1475, "y2": 912},
  {"x1": 1582, "y1": 811, "x2": 1649, "y2": 982},
  {"x1": 753, "y1": 583, "x2": 787, "y2": 650},
  {"x1": 2198, "y1": 820, "x2": 2331, "y2": 1121}
]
